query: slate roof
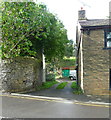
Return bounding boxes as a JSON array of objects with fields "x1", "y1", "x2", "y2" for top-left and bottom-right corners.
[{"x1": 79, "y1": 19, "x2": 110, "y2": 27}]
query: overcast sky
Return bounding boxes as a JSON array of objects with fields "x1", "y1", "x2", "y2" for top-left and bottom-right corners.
[{"x1": 36, "y1": 0, "x2": 110, "y2": 42}]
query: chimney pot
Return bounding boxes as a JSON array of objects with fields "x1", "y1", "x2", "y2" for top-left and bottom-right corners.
[
  {"x1": 78, "y1": 9, "x2": 86, "y2": 20},
  {"x1": 81, "y1": 7, "x2": 83, "y2": 10}
]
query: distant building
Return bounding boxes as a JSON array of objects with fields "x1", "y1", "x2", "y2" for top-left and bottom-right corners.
[
  {"x1": 76, "y1": 8, "x2": 111, "y2": 96},
  {"x1": 62, "y1": 66, "x2": 76, "y2": 77}
]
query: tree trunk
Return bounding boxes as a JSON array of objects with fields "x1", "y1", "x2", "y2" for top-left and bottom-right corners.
[
  {"x1": 36, "y1": 49, "x2": 46, "y2": 85},
  {"x1": 36, "y1": 49, "x2": 43, "y2": 86}
]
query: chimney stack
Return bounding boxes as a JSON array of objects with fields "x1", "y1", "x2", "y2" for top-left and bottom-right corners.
[{"x1": 78, "y1": 8, "x2": 86, "y2": 20}]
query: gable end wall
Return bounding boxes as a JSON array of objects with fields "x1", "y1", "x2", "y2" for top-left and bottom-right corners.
[{"x1": 82, "y1": 29, "x2": 109, "y2": 95}]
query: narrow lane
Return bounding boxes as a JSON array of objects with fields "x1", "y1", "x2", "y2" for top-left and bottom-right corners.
[{"x1": 25, "y1": 79, "x2": 109, "y2": 103}]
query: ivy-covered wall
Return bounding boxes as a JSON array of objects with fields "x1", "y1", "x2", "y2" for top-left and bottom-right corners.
[{"x1": 0, "y1": 57, "x2": 41, "y2": 92}]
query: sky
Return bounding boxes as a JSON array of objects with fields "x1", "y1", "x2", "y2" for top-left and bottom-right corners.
[{"x1": 36, "y1": 0, "x2": 110, "y2": 42}]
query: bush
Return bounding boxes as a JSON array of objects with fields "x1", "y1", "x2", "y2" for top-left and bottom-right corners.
[{"x1": 46, "y1": 73, "x2": 55, "y2": 81}]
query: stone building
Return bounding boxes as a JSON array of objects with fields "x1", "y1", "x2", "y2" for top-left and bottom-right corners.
[{"x1": 76, "y1": 9, "x2": 111, "y2": 96}]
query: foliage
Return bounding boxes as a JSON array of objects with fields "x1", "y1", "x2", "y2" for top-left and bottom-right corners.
[
  {"x1": 71, "y1": 82, "x2": 78, "y2": 89},
  {"x1": 46, "y1": 73, "x2": 55, "y2": 81},
  {"x1": 49, "y1": 39, "x2": 76, "y2": 71},
  {"x1": 73, "y1": 89, "x2": 83, "y2": 95},
  {"x1": 36, "y1": 81, "x2": 58, "y2": 90},
  {"x1": 71, "y1": 82, "x2": 83, "y2": 94},
  {"x1": 2, "y1": 2, "x2": 68, "y2": 61},
  {"x1": 0, "y1": 46, "x2": 1, "y2": 58},
  {"x1": 65, "y1": 40, "x2": 75, "y2": 57},
  {"x1": 45, "y1": 57, "x2": 76, "y2": 78},
  {"x1": 2, "y1": 2, "x2": 37, "y2": 58},
  {"x1": 47, "y1": 57, "x2": 76, "y2": 69},
  {"x1": 56, "y1": 82, "x2": 68, "y2": 89},
  {"x1": 60, "y1": 57, "x2": 76, "y2": 68}
]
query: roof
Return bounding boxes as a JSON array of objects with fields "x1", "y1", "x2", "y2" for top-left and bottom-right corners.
[
  {"x1": 79, "y1": 19, "x2": 110, "y2": 27},
  {"x1": 62, "y1": 66, "x2": 76, "y2": 70}
]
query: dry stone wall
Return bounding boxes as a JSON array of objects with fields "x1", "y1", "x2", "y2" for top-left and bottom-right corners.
[{"x1": 0, "y1": 57, "x2": 42, "y2": 92}]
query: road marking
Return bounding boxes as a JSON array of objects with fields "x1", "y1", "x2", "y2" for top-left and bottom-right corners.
[
  {"x1": 11, "y1": 93, "x2": 65, "y2": 100},
  {"x1": 0, "y1": 94, "x2": 65, "y2": 102},
  {"x1": 74, "y1": 102, "x2": 110, "y2": 108},
  {"x1": 0, "y1": 94, "x2": 110, "y2": 108},
  {"x1": 0, "y1": 116, "x2": 9, "y2": 119},
  {"x1": 10, "y1": 93, "x2": 111, "y2": 106}
]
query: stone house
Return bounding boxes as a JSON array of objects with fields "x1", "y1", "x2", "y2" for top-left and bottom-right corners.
[{"x1": 76, "y1": 9, "x2": 111, "y2": 96}]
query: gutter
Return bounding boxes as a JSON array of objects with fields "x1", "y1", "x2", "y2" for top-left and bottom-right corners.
[{"x1": 81, "y1": 25, "x2": 111, "y2": 31}]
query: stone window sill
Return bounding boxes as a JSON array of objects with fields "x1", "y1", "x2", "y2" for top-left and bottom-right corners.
[{"x1": 103, "y1": 47, "x2": 111, "y2": 50}]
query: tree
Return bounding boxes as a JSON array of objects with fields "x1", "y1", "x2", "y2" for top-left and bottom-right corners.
[
  {"x1": 2, "y1": 2, "x2": 69, "y2": 82},
  {"x1": 2, "y1": 2, "x2": 68, "y2": 61},
  {"x1": 2, "y1": 2, "x2": 38, "y2": 58},
  {"x1": 65, "y1": 39, "x2": 75, "y2": 57}
]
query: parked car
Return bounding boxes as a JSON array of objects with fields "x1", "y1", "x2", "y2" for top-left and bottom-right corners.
[{"x1": 69, "y1": 70, "x2": 76, "y2": 80}]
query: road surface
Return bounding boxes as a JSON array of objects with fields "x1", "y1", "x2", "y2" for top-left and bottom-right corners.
[{"x1": 0, "y1": 95, "x2": 110, "y2": 118}]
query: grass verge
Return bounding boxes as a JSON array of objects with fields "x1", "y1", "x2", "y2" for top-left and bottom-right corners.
[
  {"x1": 56, "y1": 82, "x2": 68, "y2": 89},
  {"x1": 71, "y1": 82, "x2": 78, "y2": 89},
  {"x1": 71, "y1": 82, "x2": 83, "y2": 95},
  {"x1": 36, "y1": 81, "x2": 58, "y2": 91}
]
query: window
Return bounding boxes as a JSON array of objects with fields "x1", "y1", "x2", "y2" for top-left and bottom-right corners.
[{"x1": 104, "y1": 29, "x2": 111, "y2": 48}]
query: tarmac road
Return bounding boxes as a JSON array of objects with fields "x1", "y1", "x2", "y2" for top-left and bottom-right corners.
[{"x1": 0, "y1": 95, "x2": 110, "y2": 118}]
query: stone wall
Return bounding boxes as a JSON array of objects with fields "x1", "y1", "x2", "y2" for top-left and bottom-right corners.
[
  {"x1": 0, "y1": 57, "x2": 42, "y2": 92},
  {"x1": 82, "y1": 29, "x2": 109, "y2": 95}
]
